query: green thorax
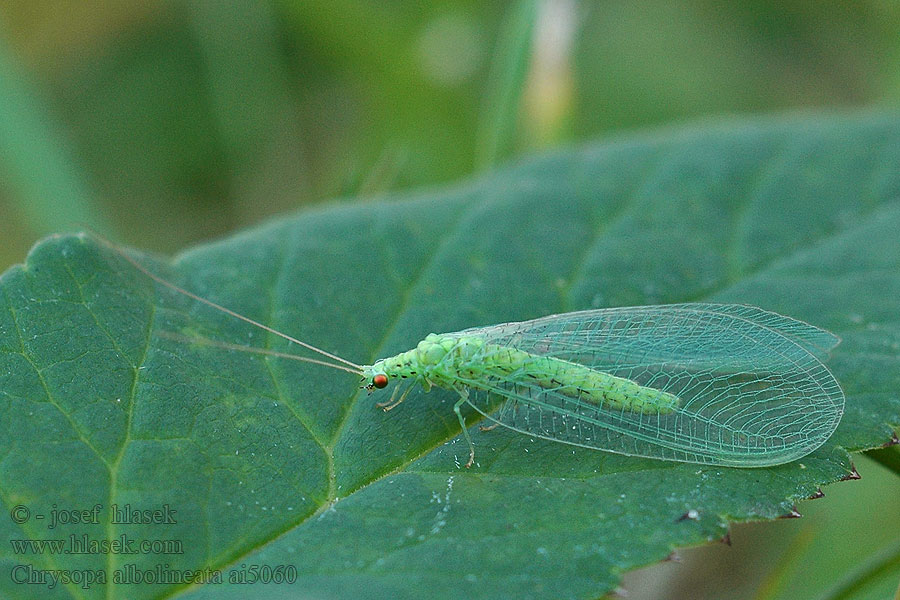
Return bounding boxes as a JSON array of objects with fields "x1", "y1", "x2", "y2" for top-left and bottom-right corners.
[{"x1": 366, "y1": 333, "x2": 481, "y2": 391}]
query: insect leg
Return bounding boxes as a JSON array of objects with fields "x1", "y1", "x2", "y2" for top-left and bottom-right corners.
[
  {"x1": 387, "y1": 385, "x2": 412, "y2": 411},
  {"x1": 481, "y1": 395, "x2": 519, "y2": 431},
  {"x1": 375, "y1": 384, "x2": 401, "y2": 409},
  {"x1": 452, "y1": 386, "x2": 476, "y2": 468},
  {"x1": 376, "y1": 383, "x2": 412, "y2": 411}
]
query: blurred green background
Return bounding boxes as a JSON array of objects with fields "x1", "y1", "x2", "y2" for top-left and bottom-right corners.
[
  {"x1": 0, "y1": 1, "x2": 898, "y2": 598},
  {"x1": 2, "y1": 0, "x2": 900, "y2": 265}
]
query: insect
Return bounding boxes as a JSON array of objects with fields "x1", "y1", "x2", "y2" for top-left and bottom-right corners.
[{"x1": 93, "y1": 234, "x2": 845, "y2": 469}]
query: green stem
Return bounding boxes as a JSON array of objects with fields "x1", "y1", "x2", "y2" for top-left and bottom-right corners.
[
  {"x1": 474, "y1": 0, "x2": 538, "y2": 170},
  {"x1": 0, "y1": 21, "x2": 107, "y2": 236},
  {"x1": 817, "y1": 539, "x2": 900, "y2": 600}
]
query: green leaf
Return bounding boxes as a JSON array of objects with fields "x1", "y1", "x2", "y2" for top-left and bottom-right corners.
[{"x1": 1, "y1": 112, "x2": 898, "y2": 600}]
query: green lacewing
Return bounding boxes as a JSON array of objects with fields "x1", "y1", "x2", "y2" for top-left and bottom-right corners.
[{"x1": 94, "y1": 234, "x2": 845, "y2": 468}]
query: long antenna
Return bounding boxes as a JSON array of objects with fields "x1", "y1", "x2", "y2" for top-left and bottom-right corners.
[
  {"x1": 157, "y1": 331, "x2": 364, "y2": 375},
  {"x1": 88, "y1": 231, "x2": 364, "y2": 370}
]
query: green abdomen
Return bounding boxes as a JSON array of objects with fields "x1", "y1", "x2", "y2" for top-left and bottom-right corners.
[{"x1": 477, "y1": 345, "x2": 680, "y2": 414}]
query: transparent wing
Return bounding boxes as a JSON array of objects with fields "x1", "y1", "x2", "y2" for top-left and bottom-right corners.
[{"x1": 448, "y1": 303, "x2": 844, "y2": 467}]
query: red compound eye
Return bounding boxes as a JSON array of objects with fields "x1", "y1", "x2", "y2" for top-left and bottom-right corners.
[{"x1": 372, "y1": 374, "x2": 389, "y2": 389}]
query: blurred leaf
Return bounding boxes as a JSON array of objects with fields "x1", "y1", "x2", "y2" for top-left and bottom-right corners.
[
  {"x1": 817, "y1": 539, "x2": 900, "y2": 600},
  {"x1": 188, "y1": 0, "x2": 308, "y2": 221},
  {"x1": 49, "y1": 13, "x2": 235, "y2": 251},
  {"x1": 1, "y1": 113, "x2": 899, "y2": 600},
  {"x1": 0, "y1": 25, "x2": 107, "y2": 236},
  {"x1": 475, "y1": 0, "x2": 537, "y2": 169}
]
